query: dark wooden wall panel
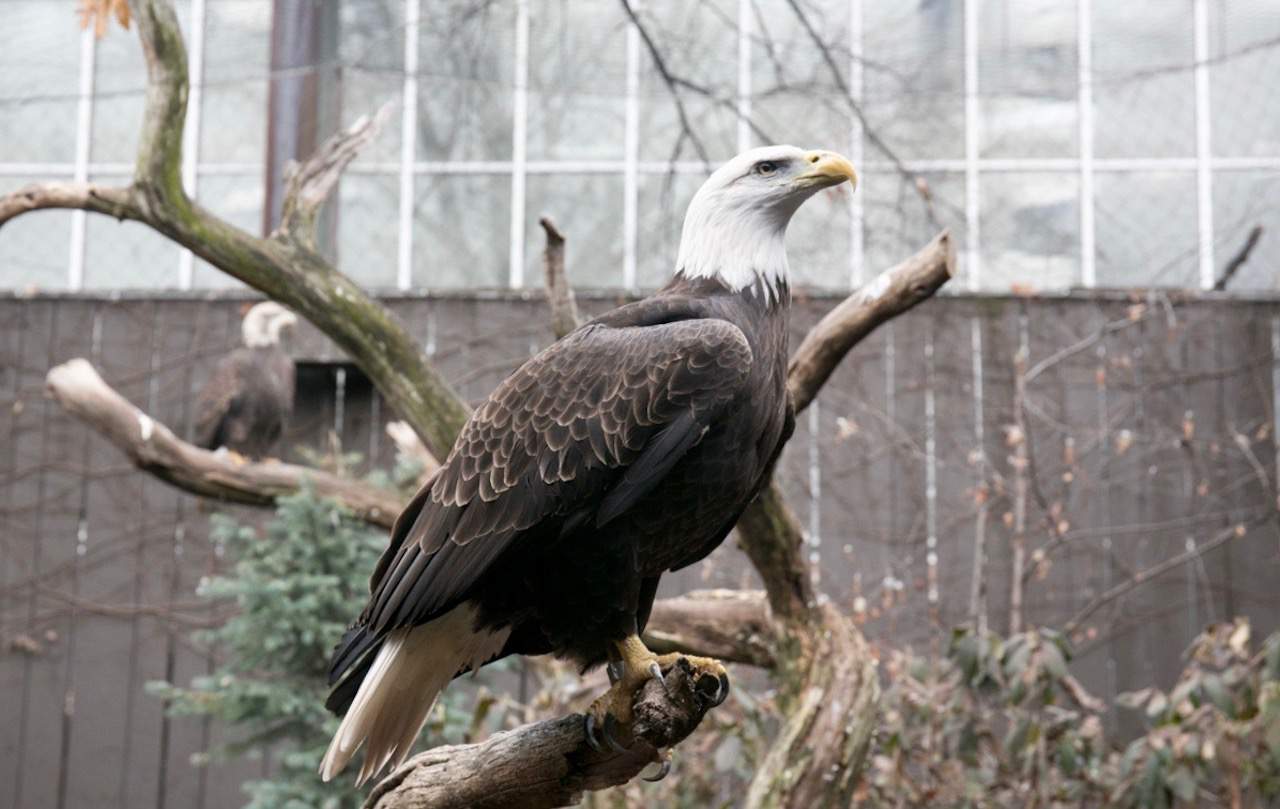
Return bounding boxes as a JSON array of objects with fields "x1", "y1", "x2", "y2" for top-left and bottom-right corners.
[{"x1": 2, "y1": 292, "x2": 1280, "y2": 808}]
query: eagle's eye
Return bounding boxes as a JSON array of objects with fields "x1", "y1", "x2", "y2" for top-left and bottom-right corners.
[{"x1": 754, "y1": 160, "x2": 779, "y2": 176}]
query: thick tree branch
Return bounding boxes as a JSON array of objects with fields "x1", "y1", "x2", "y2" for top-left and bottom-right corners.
[
  {"x1": 365, "y1": 661, "x2": 720, "y2": 809},
  {"x1": 789, "y1": 229, "x2": 954, "y2": 414},
  {"x1": 644, "y1": 589, "x2": 774, "y2": 668},
  {"x1": 45, "y1": 359, "x2": 402, "y2": 527}
]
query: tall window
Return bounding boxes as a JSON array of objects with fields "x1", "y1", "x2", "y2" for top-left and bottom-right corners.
[{"x1": 1, "y1": 0, "x2": 1277, "y2": 292}]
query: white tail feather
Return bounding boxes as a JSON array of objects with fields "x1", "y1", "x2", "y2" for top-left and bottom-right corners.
[{"x1": 319, "y1": 602, "x2": 509, "y2": 785}]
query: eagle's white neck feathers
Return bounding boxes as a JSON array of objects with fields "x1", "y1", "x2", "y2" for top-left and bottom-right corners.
[{"x1": 675, "y1": 195, "x2": 793, "y2": 303}]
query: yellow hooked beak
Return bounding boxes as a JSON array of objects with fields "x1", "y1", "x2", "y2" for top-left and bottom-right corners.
[{"x1": 795, "y1": 150, "x2": 858, "y2": 190}]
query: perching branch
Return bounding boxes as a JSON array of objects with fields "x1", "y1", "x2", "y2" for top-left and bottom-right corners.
[
  {"x1": 45, "y1": 359, "x2": 403, "y2": 528},
  {"x1": 365, "y1": 661, "x2": 721, "y2": 809},
  {"x1": 0, "y1": 0, "x2": 469, "y2": 457},
  {"x1": 538, "y1": 216, "x2": 579, "y2": 340}
]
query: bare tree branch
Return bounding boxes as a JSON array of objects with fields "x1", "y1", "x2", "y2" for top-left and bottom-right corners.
[
  {"x1": 538, "y1": 216, "x2": 579, "y2": 340},
  {"x1": 789, "y1": 229, "x2": 954, "y2": 414},
  {"x1": 1063, "y1": 518, "x2": 1266, "y2": 635},
  {"x1": 45, "y1": 359, "x2": 403, "y2": 528},
  {"x1": 0, "y1": 181, "x2": 138, "y2": 224},
  {"x1": 644, "y1": 589, "x2": 774, "y2": 668},
  {"x1": 278, "y1": 103, "x2": 395, "y2": 248},
  {"x1": 365, "y1": 662, "x2": 720, "y2": 809}
]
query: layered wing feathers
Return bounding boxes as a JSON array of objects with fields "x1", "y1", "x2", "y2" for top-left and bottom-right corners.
[{"x1": 331, "y1": 317, "x2": 751, "y2": 686}]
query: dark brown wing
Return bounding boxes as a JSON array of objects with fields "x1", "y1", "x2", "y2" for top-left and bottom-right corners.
[
  {"x1": 192, "y1": 349, "x2": 249, "y2": 450},
  {"x1": 328, "y1": 317, "x2": 752, "y2": 683}
]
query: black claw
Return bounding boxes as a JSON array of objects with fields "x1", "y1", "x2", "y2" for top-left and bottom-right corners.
[
  {"x1": 712, "y1": 672, "x2": 731, "y2": 706},
  {"x1": 641, "y1": 757, "x2": 671, "y2": 782},
  {"x1": 607, "y1": 661, "x2": 625, "y2": 685},
  {"x1": 647, "y1": 661, "x2": 665, "y2": 686},
  {"x1": 602, "y1": 713, "x2": 629, "y2": 753},
  {"x1": 584, "y1": 713, "x2": 605, "y2": 753}
]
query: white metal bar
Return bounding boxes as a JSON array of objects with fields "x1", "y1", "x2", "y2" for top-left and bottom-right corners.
[
  {"x1": 508, "y1": 0, "x2": 530, "y2": 288},
  {"x1": 68, "y1": 28, "x2": 96, "y2": 291},
  {"x1": 397, "y1": 0, "x2": 421, "y2": 291},
  {"x1": 292, "y1": 155, "x2": 1280, "y2": 179},
  {"x1": 1078, "y1": 0, "x2": 1095, "y2": 288},
  {"x1": 963, "y1": 0, "x2": 981, "y2": 291},
  {"x1": 849, "y1": 0, "x2": 864, "y2": 288},
  {"x1": 1193, "y1": 0, "x2": 1215, "y2": 289},
  {"x1": 623, "y1": 8, "x2": 641, "y2": 290},
  {"x1": 924, "y1": 323, "x2": 938, "y2": 605},
  {"x1": 178, "y1": 0, "x2": 207, "y2": 290},
  {"x1": 736, "y1": 0, "x2": 752, "y2": 153},
  {"x1": 807, "y1": 401, "x2": 821, "y2": 584}
]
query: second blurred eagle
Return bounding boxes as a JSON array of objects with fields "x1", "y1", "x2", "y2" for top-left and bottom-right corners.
[{"x1": 194, "y1": 301, "x2": 298, "y2": 460}]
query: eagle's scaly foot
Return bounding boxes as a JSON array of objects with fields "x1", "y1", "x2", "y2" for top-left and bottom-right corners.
[
  {"x1": 653, "y1": 652, "x2": 731, "y2": 707},
  {"x1": 583, "y1": 635, "x2": 665, "y2": 752}
]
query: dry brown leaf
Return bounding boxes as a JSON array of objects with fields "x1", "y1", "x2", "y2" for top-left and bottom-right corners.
[{"x1": 78, "y1": 0, "x2": 131, "y2": 38}]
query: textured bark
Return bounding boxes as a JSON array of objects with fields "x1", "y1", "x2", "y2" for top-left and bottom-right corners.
[
  {"x1": 539, "y1": 216, "x2": 579, "y2": 340},
  {"x1": 364, "y1": 661, "x2": 718, "y2": 809},
  {"x1": 45, "y1": 359, "x2": 403, "y2": 527},
  {"x1": 644, "y1": 589, "x2": 774, "y2": 668}
]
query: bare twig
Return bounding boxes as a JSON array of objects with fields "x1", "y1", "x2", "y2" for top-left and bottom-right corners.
[
  {"x1": 1214, "y1": 224, "x2": 1263, "y2": 291},
  {"x1": 538, "y1": 216, "x2": 579, "y2": 340},
  {"x1": 1063, "y1": 519, "x2": 1265, "y2": 635},
  {"x1": 617, "y1": 0, "x2": 711, "y2": 168},
  {"x1": 45, "y1": 359, "x2": 403, "y2": 528},
  {"x1": 779, "y1": 0, "x2": 938, "y2": 223}
]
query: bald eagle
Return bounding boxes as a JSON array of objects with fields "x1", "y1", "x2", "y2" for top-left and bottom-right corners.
[
  {"x1": 193, "y1": 301, "x2": 298, "y2": 460},
  {"x1": 321, "y1": 146, "x2": 857, "y2": 784}
]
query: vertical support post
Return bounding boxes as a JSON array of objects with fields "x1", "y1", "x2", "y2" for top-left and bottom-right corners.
[
  {"x1": 623, "y1": 5, "x2": 641, "y2": 290},
  {"x1": 736, "y1": 0, "x2": 752, "y2": 153},
  {"x1": 508, "y1": 0, "x2": 530, "y2": 288},
  {"x1": 178, "y1": 0, "x2": 207, "y2": 290},
  {"x1": 263, "y1": 0, "x2": 340, "y2": 251},
  {"x1": 1193, "y1": 0, "x2": 1215, "y2": 289},
  {"x1": 807, "y1": 401, "x2": 821, "y2": 589},
  {"x1": 1077, "y1": 0, "x2": 1095, "y2": 287},
  {"x1": 848, "y1": 0, "x2": 864, "y2": 288},
  {"x1": 68, "y1": 28, "x2": 96, "y2": 291},
  {"x1": 963, "y1": 0, "x2": 981, "y2": 290},
  {"x1": 397, "y1": 0, "x2": 421, "y2": 290}
]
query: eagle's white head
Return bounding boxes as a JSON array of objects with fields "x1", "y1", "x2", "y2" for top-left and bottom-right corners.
[
  {"x1": 675, "y1": 145, "x2": 857, "y2": 301},
  {"x1": 242, "y1": 301, "x2": 299, "y2": 348}
]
